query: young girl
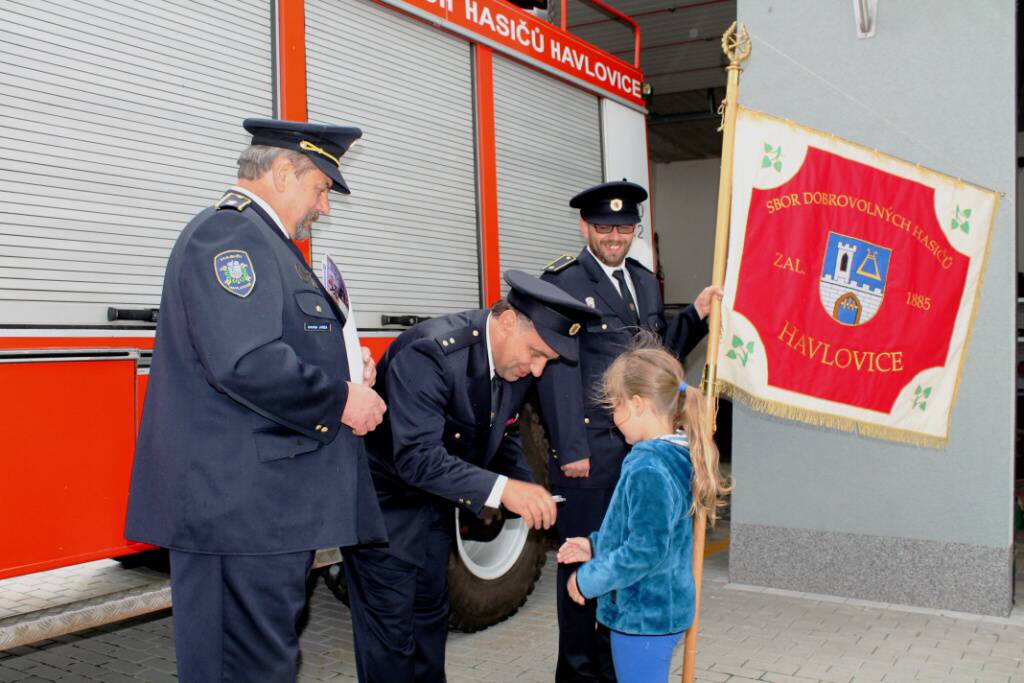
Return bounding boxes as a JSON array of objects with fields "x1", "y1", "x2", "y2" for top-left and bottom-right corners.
[{"x1": 557, "y1": 342, "x2": 731, "y2": 683}]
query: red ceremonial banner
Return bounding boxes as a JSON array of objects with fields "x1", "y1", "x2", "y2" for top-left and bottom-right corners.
[
  {"x1": 734, "y1": 147, "x2": 969, "y2": 414},
  {"x1": 720, "y1": 109, "x2": 998, "y2": 446}
]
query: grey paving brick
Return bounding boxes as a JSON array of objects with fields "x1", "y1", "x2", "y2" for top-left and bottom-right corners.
[
  {"x1": 975, "y1": 674, "x2": 1012, "y2": 683},
  {"x1": 692, "y1": 671, "x2": 731, "y2": 682},
  {"x1": 762, "y1": 674, "x2": 821, "y2": 683},
  {"x1": 24, "y1": 663, "x2": 69, "y2": 681},
  {"x1": 136, "y1": 670, "x2": 179, "y2": 683}
]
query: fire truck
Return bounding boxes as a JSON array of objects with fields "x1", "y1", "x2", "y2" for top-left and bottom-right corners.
[{"x1": 0, "y1": 0, "x2": 654, "y2": 646}]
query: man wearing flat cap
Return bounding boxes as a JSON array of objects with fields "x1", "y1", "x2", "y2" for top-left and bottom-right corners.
[
  {"x1": 343, "y1": 270, "x2": 598, "y2": 682},
  {"x1": 125, "y1": 118, "x2": 388, "y2": 682},
  {"x1": 537, "y1": 179, "x2": 722, "y2": 682}
]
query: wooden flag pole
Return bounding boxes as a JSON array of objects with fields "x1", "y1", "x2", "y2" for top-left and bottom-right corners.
[{"x1": 682, "y1": 21, "x2": 749, "y2": 683}]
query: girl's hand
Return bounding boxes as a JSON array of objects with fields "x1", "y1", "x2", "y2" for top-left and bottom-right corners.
[
  {"x1": 566, "y1": 571, "x2": 586, "y2": 606},
  {"x1": 557, "y1": 537, "x2": 593, "y2": 564}
]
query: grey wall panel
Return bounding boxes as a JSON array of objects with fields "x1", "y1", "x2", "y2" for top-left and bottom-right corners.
[
  {"x1": 305, "y1": 0, "x2": 480, "y2": 328},
  {"x1": 493, "y1": 55, "x2": 602, "y2": 283},
  {"x1": 732, "y1": 0, "x2": 1016, "y2": 615},
  {"x1": 0, "y1": 0, "x2": 273, "y2": 325}
]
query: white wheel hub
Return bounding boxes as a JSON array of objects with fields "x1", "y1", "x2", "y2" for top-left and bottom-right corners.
[{"x1": 453, "y1": 510, "x2": 530, "y2": 580}]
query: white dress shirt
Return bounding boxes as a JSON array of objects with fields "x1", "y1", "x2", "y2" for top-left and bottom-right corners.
[
  {"x1": 588, "y1": 247, "x2": 638, "y2": 305},
  {"x1": 484, "y1": 313, "x2": 509, "y2": 508}
]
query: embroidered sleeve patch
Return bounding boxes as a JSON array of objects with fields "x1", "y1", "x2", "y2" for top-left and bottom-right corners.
[{"x1": 214, "y1": 250, "x2": 256, "y2": 297}]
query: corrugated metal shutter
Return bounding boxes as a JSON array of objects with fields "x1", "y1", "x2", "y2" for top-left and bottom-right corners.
[
  {"x1": 493, "y1": 54, "x2": 602, "y2": 283},
  {"x1": 0, "y1": 0, "x2": 273, "y2": 326},
  {"x1": 305, "y1": 0, "x2": 480, "y2": 330}
]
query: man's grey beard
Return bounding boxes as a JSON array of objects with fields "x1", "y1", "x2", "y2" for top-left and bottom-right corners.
[{"x1": 293, "y1": 211, "x2": 319, "y2": 240}]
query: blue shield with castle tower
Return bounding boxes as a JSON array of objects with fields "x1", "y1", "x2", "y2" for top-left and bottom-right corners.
[{"x1": 819, "y1": 232, "x2": 891, "y2": 326}]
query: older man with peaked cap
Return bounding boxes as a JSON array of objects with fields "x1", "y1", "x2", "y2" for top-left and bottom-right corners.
[
  {"x1": 345, "y1": 270, "x2": 599, "y2": 682},
  {"x1": 125, "y1": 118, "x2": 388, "y2": 682}
]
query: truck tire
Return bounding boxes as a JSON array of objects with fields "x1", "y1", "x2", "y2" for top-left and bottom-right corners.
[
  {"x1": 320, "y1": 398, "x2": 553, "y2": 633},
  {"x1": 447, "y1": 398, "x2": 551, "y2": 632}
]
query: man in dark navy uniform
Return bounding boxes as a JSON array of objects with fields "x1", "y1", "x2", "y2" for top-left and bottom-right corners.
[
  {"x1": 536, "y1": 180, "x2": 721, "y2": 682},
  {"x1": 344, "y1": 271, "x2": 597, "y2": 682},
  {"x1": 125, "y1": 119, "x2": 388, "y2": 682}
]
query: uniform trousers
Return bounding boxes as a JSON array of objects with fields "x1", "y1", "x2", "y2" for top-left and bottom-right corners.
[
  {"x1": 168, "y1": 549, "x2": 315, "y2": 683},
  {"x1": 554, "y1": 486, "x2": 617, "y2": 683},
  {"x1": 344, "y1": 514, "x2": 451, "y2": 682}
]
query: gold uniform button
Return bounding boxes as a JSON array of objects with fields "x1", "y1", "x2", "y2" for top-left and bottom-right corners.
[
  {"x1": 315, "y1": 424, "x2": 323, "y2": 430},
  {"x1": 472, "y1": 330, "x2": 480, "y2": 337},
  {"x1": 449, "y1": 337, "x2": 456, "y2": 344},
  {"x1": 315, "y1": 304, "x2": 323, "y2": 313},
  {"x1": 442, "y1": 340, "x2": 449, "y2": 347},
  {"x1": 466, "y1": 500, "x2": 472, "y2": 506},
  {"x1": 321, "y1": 426, "x2": 329, "y2": 433},
  {"x1": 454, "y1": 432, "x2": 461, "y2": 440},
  {"x1": 601, "y1": 323, "x2": 608, "y2": 330},
  {"x1": 584, "y1": 417, "x2": 591, "y2": 424},
  {"x1": 458, "y1": 498, "x2": 465, "y2": 504}
]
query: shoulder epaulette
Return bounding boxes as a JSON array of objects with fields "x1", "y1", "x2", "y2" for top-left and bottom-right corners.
[
  {"x1": 216, "y1": 191, "x2": 252, "y2": 212},
  {"x1": 434, "y1": 325, "x2": 484, "y2": 355},
  {"x1": 545, "y1": 253, "x2": 577, "y2": 273},
  {"x1": 626, "y1": 256, "x2": 653, "y2": 273}
]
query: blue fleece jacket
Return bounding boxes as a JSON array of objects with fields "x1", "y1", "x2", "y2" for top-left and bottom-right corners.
[{"x1": 575, "y1": 435, "x2": 694, "y2": 635}]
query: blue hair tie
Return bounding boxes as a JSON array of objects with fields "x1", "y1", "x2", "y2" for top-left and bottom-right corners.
[{"x1": 678, "y1": 382, "x2": 688, "y2": 394}]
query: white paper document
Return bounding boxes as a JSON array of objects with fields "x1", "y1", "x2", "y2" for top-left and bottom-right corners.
[{"x1": 322, "y1": 253, "x2": 365, "y2": 385}]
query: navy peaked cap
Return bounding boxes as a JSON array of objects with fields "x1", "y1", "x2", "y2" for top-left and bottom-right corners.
[
  {"x1": 570, "y1": 179, "x2": 648, "y2": 225},
  {"x1": 243, "y1": 118, "x2": 361, "y2": 194},
  {"x1": 504, "y1": 270, "x2": 599, "y2": 363}
]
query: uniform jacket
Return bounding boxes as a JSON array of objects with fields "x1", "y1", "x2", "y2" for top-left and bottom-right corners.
[
  {"x1": 125, "y1": 191, "x2": 387, "y2": 555},
  {"x1": 576, "y1": 436, "x2": 695, "y2": 635},
  {"x1": 364, "y1": 309, "x2": 535, "y2": 567},
  {"x1": 536, "y1": 248, "x2": 707, "y2": 489}
]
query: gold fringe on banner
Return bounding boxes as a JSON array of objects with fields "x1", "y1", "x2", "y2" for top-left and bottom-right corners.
[{"x1": 718, "y1": 381, "x2": 949, "y2": 450}]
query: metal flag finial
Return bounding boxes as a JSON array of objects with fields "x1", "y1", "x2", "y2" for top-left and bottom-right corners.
[{"x1": 722, "y1": 22, "x2": 752, "y2": 65}]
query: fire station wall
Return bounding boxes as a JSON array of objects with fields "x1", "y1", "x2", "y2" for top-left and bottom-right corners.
[
  {"x1": 651, "y1": 159, "x2": 720, "y2": 385},
  {"x1": 731, "y1": 1, "x2": 1016, "y2": 615}
]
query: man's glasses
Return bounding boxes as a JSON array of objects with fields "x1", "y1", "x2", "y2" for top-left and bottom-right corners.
[{"x1": 591, "y1": 224, "x2": 638, "y2": 235}]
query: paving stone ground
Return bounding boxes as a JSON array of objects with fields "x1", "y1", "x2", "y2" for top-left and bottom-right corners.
[{"x1": 3, "y1": 541, "x2": 1024, "y2": 682}]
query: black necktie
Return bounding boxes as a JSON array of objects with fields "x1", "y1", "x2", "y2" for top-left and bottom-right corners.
[
  {"x1": 490, "y1": 375, "x2": 503, "y2": 424},
  {"x1": 613, "y1": 270, "x2": 640, "y2": 327}
]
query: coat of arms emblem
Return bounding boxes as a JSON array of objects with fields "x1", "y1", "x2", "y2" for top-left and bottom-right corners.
[
  {"x1": 214, "y1": 250, "x2": 256, "y2": 297},
  {"x1": 818, "y1": 232, "x2": 891, "y2": 326}
]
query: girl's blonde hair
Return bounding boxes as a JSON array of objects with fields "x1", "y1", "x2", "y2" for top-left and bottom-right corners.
[{"x1": 599, "y1": 334, "x2": 732, "y2": 524}]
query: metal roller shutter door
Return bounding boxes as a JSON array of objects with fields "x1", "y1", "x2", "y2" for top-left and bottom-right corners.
[
  {"x1": 305, "y1": 0, "x2": 480, "y2": 330},
  {"x1": 0, "y1": 0, "x2": 273, "y2": 326},
  {"x1": 493, "y1": 54, "x2": 602, "y2": 283}
]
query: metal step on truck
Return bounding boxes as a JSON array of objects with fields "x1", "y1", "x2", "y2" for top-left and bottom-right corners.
[{"x1": 0, "y1": 0, "x2": 655, "y2": 649}]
